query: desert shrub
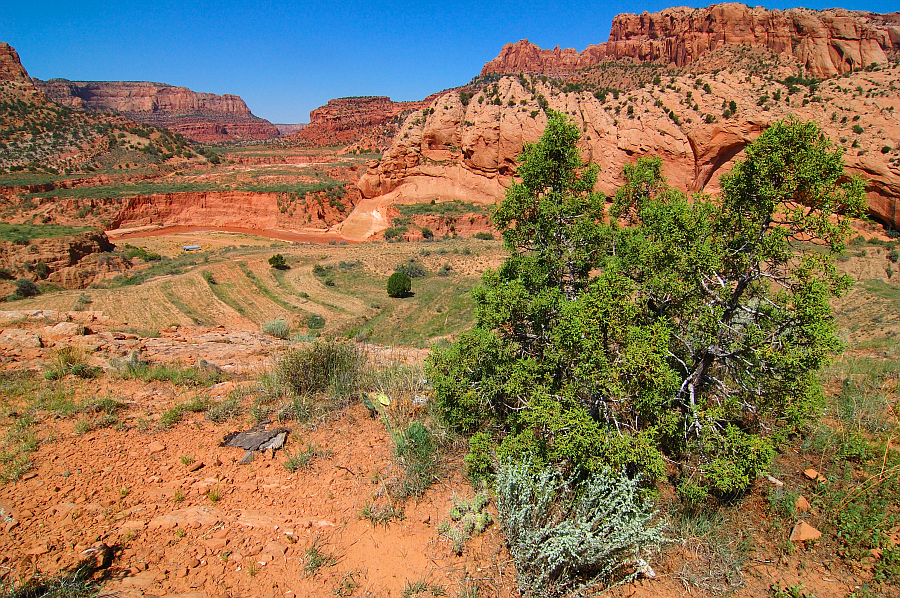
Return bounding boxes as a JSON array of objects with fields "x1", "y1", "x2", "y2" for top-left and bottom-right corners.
[
  {"x1": 383, "y1": 226, "x2": 407, "y2": 241},
  {"x1": 71, "y1": 293, "x2": 92, "y2": 311},
  {"x1": 307, "y1": 314, "x2": 326, "y2": 329},
  {"x1": 853, "y1": 124, "x2": 864, "y2": 134},
  {"x1": 34, "y1": 261, "x2": 50, "y2": 280},
  {"x1": 262, "y1": 318, "x2": 291, "y2": 339},
  {"x1": 44, "y1": 347, "x2": 101, "y2": 380},
  {"x1": 275, "y1": 341, "x2": 364, "y2": 399},
  {"x1": 13, "y1": 278, "x2": 39, "y2": 298},
  {"x1": 268, "y1": 253, "x2": 289, "y2": 269},
  {"x1": 888, "y1": 249, "x2": 899, "y2": 263},
  {"x1": 495, "y1": 457, "x2": 665, "y2": 597},
  {"x1": 387, "y1": 272, "x2": 412, "y2": 298},
  {"x1": 427, "y1": 113, "x2": 865, "y2": 501},
  {"x1": 123, "y1": 245, "x2": 162, "y2": 261},
  {"x1": 420, "y1": 227, "x2": 434, "y2": 240},
  {"x1": 395, "y1": 260, "x2": 426, "y2": 278},
  {"x1": 473, "y1": 231, "x2": 494, "y2": 240}
]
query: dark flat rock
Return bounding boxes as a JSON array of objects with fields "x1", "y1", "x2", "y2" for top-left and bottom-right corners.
[{"x1": 221, "y1": 425, "x2": 291, "y2": 451}]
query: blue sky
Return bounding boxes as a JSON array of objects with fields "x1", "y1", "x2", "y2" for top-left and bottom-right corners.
[{"x1": 3, "y1": 1, "x2": 894, "y2": 123}]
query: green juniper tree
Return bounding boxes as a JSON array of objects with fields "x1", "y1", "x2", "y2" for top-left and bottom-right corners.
[{"x1": 428, "y1": 111, "x2": 866, "y2": 501}]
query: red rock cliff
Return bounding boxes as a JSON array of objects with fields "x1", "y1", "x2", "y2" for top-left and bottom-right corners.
[
  {"x1": 482, "y1": 4, "x2": 900, "y2": 78},
  {"x1": 34, "y1": 79, "x2": 278, "y2": 143},
  {"x1": 0, "y1": 42, "x2": 31, "y2": 84},
  {"x1": 288, "y1": 95, "x2": 440, "y2": 148}
]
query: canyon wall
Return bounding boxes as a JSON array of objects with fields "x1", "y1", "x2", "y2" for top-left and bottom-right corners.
[
  {"x1": 358, "y1": 67, "x2": 900, "y2": 234},
  {"x1": 482, "y1": 4, "x2": 900, "y2": 78},
  {"x1": 287, "y1": 95, "x2": 440, "y2": 149},
  {"x1": 35, "y1": 79, "x2": 278, "y2": 143}
]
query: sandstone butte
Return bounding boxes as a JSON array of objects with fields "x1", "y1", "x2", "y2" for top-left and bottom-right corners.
[
  {"x1": 482, "y1": 4, "x2": 900, "y2": 79},
  {"x1": 286, "y1": 94, "x2": 440, "y2": 150},
  {"x1": 33, "y1": 79, "x2": 279, "y2": 144},
  {"x1": 351, "y1": 3, "x2": 900, "y2": 240}
]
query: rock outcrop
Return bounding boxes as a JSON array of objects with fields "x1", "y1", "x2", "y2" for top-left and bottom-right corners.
[
  {"x1": 34, "y1": 79, "x2": 278, "y2": 143},
  {"x1": 287, "y1": 95, "x2": 440, "y2": 149},
  {"x1": 108, "y1": 189, "x2": 357, "y2": 233},
  {"x1": 0, "y1": 42, "x2": 31, "y2": 85},
  {"x1": 0, "y1": 231, "x2": 129, "y2": 289},
  {"x1": 482, "y1": 4, "x2": 900, "y2": 78}
]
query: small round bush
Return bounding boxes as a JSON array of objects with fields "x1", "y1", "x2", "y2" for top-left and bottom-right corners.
[
  {"x1": 34, "y1": 261, "x2": 50, "y2": 280},
  {"x1": 268, "y1": 254, "x2": 289, "y2": 270},
  {"x1": 307, "y1": 314, "x2": 326, "y2": 329},
  {"x1": 387, "y1": 272, "x2": 412, "y2": 298},
  {"x1": 14, "y1": 278, "x2": 39, "y2": 298}
]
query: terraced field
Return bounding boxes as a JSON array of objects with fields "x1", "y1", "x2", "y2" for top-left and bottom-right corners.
[{"x1": 10, "y1": 231, "x2": 505, "y2": 347}]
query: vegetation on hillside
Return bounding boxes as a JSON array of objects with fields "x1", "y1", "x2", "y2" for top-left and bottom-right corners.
[{"x1": 427, "y1": 110, "x2": 867, "y2": 589}]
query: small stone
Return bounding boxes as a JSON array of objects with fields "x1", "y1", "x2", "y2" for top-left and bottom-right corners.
[
  {"x1": 148, "y1": 441, "x2": 165, "y2": 455},
  {"x1": 4, "y1": 520, "x2": 19, "y2": 533},
  {"x1": 203, "y1": 538, "x2": 227, "y2": 550},
  {"x1": 187, "y1": 557, "x2": 200, "y2": 569},
  {"x1": 796, "y1": 495, "x2": 811, "y2": 513},
  {"x1": 187, "y1": 461, "x2": 204, "y2": 473},
  {"x1": 803, "y1": 468, "x2": 819, "y2": 480},
  {"x1": 26, "y1": 544, "x2": 49, "y2": 556},
  {"x1": 790, "y1": 520, "x2": 822, "y2": 542}
]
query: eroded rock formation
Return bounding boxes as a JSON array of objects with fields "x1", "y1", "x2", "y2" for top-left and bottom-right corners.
[
  {"x1": 287, "y1": 95, "x2": 440, "y2": 149},
  {"x1": 0, "y1": 231, "x2": 129, "y2": 289},
  {"x1": 0, "y1": 42, "x2": 31, "y2": 85},
  {"x1": 482, "y1": 4, "x2": 900, "y2": 78},
  {"x1": 358, "y1": 64, "x2": 900, "y2": 235},
  {"x1": 109, "y1": 189, "x2": 358, "y2": 233},
  {"x1": 34, "y1": 79, "x2": 278, "y2": 143}
]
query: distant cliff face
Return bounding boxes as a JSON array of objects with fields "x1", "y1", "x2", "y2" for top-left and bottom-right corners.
[
  {"x1": 288, "y1": 95, "x2": 439, "y2": 149},
  {"x1": 34, "y1": 79, "x2": 278, "y2": 143},
  {"x1": 0, "y1": 42, "x2": 31, "y2": 84},
  {"x1": 482, "y1": 4, "x2": 900, "y2": 78}
]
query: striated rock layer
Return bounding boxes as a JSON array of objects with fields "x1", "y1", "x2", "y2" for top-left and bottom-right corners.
[
  {"x1": 109, "y1": 190, "x2": 357, "y2": 233},
  {"x1": 482, "y1": 4, "x2": 900, "y2": 78},
  {"x1": 34, "y1": 79, "x2": 278, "y2": 143}
]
